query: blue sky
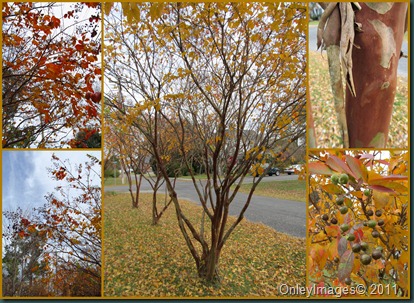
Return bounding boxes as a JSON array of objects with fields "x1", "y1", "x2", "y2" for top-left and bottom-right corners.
[{"x1": 2, "y1": 151, "x2": 101, "y2": 213}]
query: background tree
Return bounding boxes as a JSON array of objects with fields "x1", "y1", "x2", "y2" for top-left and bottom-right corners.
[
  {"x1": 2, "y1": 2, "x2": 102, "y2": 148},
  {"x1": 105, "y1": 2, "x2": 306, "y2": 283},
  {"x1": 3, "y1": 209, "x2": 49, "y2": 296},
  {"x1": 308, "y1": 150, "x2": 408, "y2": 297},
  {"x1": 104, "y1": 106, "x2": 174, "y2": 223},
  {"x1": 104, "y1": 114, "x2": 148, "y2": 208},
  {"x1": 68, "y1": 128, "x2": 102, "y2": 148}
]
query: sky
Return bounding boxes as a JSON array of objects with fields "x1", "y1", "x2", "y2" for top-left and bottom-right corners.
[{"x1": 2, "y1": 151, "x2": 101, "y2": 213}]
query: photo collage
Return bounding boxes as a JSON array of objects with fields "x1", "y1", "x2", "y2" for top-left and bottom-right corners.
[{"x1": 1, "y1": 2, "x2": 410, "y2": 300}]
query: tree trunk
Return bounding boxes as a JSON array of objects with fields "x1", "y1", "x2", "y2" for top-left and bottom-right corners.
[
  {"x1": 152, "y1": 189, "x2": 159, "y2": 225},
  {"x1": 132, "y1": 174, "x2": 142, "y2": 208},
  {"x1": 198, "y1": 247, "x2": 221, "y2": 283},
  {"x1": 346, "y1": 3, "x2": 407, "y2": 147}
]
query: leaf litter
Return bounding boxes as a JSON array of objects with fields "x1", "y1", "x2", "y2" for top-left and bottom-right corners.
[{"x1": 104, "y1": 193, "x2": 305, "y2": 297}]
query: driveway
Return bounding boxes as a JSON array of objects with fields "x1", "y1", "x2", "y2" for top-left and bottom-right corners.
[{"x1": 105, "y1": 175, "x2": 306, "y2": 238}]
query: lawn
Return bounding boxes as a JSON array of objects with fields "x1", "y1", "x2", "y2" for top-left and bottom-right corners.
[
  {"x1": 309, "y1": 50, "x2": 408, "y2": 148},
  {"x1": 236, "y1": 180, "x2": 306, "y2": 202},
  {"x1": 104, "y1": 174, "x2": 154, "y2": 187},
  {"x1": 104, "y1": 176, "x2": 124, "y2": 187},
  {"x1": 104, "y1": 193, "x2": 306, "y2": 298}
]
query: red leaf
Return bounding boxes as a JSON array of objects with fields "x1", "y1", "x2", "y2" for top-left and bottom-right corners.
[
  {"x1": 353, "y1": 228, "x2": 364, "y2": 243},
  {"x1": 367, "y1": 185, "x2": 395, "y2": 193},
  {"x1": 45, "y1": 63, "x2": 61, "y2": 75},
  {"x1": 75, "y1": 44, "x2": 84, "y2": 51},
  {"x1": 338, "y1": 250, "x2": 355, "y2": 282},
  {"x1": 21, "y1": 218, "x2": 30, "y2": 226},
  {"x1": 345, "y1": 155, "x2": 365, "y2": 181},
  {"x1": 359, "y1": 153, "x2": 374, "y2": 160},
  {"x1": 308, "y1": 162, "x2": 333, "y2": 175},
  {"x1": 326, "y1": 155, "x2": 355, "y2": 178},
  {"x1": 337, "y1": 237, "x2": 347, "y2": 257},
  {"x1": 370, "y1": 175, "x2": 408, "y2": 182}
]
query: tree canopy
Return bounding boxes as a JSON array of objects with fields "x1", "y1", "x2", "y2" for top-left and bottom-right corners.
[{"x1": 2, "y1": 2, "x2": 102, "y2": 148}]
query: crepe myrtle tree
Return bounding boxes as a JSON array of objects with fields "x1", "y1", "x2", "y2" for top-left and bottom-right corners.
[{"x1": 105, "y1": 2, "x2": 306, "y2": 282}]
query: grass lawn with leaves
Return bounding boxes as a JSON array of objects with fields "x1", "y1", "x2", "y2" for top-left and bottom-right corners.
[
  {"x1": 235, "y1": 180, "x2": 306, "y2": 202},
  {"x1": 309, "y1": 50, "x2": 408, "y2": 148},
  {"x1": 104, "y1": 193, "x2": 306, "y2": 298}
]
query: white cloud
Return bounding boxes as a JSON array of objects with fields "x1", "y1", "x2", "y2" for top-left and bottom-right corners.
[{"x1": 3, "y1": 151, "x2": 101, "y2": 213}]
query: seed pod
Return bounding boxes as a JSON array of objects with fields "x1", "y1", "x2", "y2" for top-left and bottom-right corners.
[
  {"x1": 360, "y1": 254, "x2": 372, "y2": 265},
  {"x1": 340, "y1": 223, "x2": 350, "y2": 232}
]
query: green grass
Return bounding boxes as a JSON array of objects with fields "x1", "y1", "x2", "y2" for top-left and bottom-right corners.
[
  {"x1": 104, "y1": 174, "x2": 155, "y2": 187},
  {"x1": 104, "y1": 193, "x2": 306, "y2": 297},
  {"x1": 236, "y1": 180, "x2": 306, "y2": 202},
  {"x1": 104, "y1": 176, "x2": 124, "y2": 187},
  {"x1": 309, "y1": 50, "x2": 408, "y2": 148}
]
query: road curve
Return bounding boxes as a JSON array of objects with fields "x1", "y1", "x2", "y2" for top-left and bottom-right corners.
[{"x1": 105, "y1": 175, "x2": 306, "y2": 238}]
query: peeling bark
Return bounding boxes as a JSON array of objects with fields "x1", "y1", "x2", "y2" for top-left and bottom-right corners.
[
  {"x1": 327, "y1": 45, "x2": 349, "y2": 147},
  {"x1": 307, "y1": 101, "x2": 317, "y2": 148},
  {"x1": 317, "y1": 2, "x2": 407, "y2": 148},
  {"x1": 346, "y1": 2, "x2": 407, "y2": 148},
  {"x1": 369, "y1": 19, "x2": 397, "y2": 69},
  {"x1": 365, "y1": 3, "x2": 393, "y2": 15}
]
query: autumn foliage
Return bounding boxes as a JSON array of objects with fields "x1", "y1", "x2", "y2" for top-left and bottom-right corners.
[
  {"x1": 308, "y1": 151, "x2": 408, "y2": 297},
  {"x1": 2, "y1": 154, "x2": 101, "y2": 297},
  {"x1": 104, "y1": 2, "x2": 306, "y2": 283},
  {"x1": 2, "y1": 2, "x2": 101, "y2": 148}
]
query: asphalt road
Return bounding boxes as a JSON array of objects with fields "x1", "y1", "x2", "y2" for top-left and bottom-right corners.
[
  {"x1": 309, "y1": 25, "x2": 408, "y2": 78},
  {"x1": 105, "y1": 174, "x2": 306, "y2": 238}
]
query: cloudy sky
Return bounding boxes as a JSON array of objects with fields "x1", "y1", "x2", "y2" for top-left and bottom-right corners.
[{"x1": 2, "y1": 151, "x2": 101, "y2": 213}]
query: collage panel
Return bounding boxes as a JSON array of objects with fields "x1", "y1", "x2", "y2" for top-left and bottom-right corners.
[
  {"x1": 307, "y1": 2, "x2": 409, "y2": 299},
  {"x1": 2, "y1": 2, "x2": 102, "y2": 149},
  {"x1": 0, "y1": 1, "x2": 410, "y2": 301},
  {"x1": 103, "y1": 2, "x2": 307, "y2": 298},
  {"x1": 308, "y1": 2, "x2": 408, "y2": 149},
  {"x1": 307, "y1": 150, "x2": 409, "y2": 297},
  {"x1": 2, "y1": 150, "x2": 102, "y2": 297}
]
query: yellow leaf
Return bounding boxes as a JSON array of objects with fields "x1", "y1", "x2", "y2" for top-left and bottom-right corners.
[
  {"x1": 122, "y1": 3, "x2": 140, "y2": 24},
  {"x1": 70, "y1": 238, "x2": 81, "y2": 245},
  {"x1": 105, "y1": 2, "x2": 114, "y2": 16},
  {"x1": 149, "y1": 3, "x2": 165, "y2": 21},
  {"x1": 372, "y1": 190, "x2": 391, "y2": 208}
]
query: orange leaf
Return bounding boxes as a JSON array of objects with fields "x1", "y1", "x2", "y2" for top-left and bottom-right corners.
[
  {"x1": 321, "y1": 184, "x2": 344, "y2": 195},
  {"x1": 27, "y1": 225, "x2": 37, "y2": 233},
  {"x1": 309, "y1": 162, "x2": 333, "y2": 175},
  {"x1": 325, "y1": 225, "x2": 340, "y2": 238},
  {"x1": 345, "y1": 155, "x2": 366, "y2": 181}
]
